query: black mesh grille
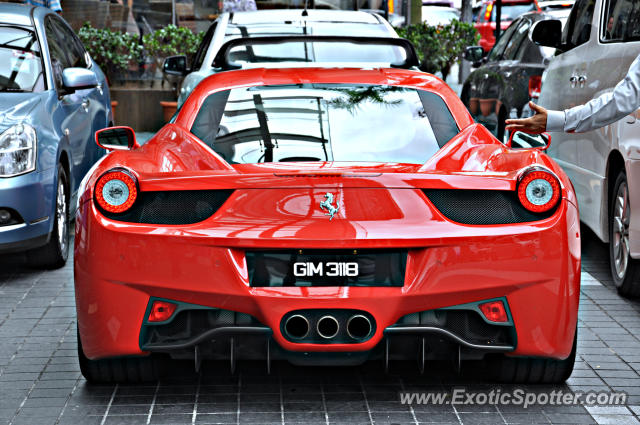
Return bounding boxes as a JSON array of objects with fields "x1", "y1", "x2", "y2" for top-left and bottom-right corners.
[
  {"x1": 142, "y1": 309, "x2": 263, "y2": 347},
  {"x1": 394, "y1": 309, "x2": 513, "y2": 346},
  {"x1": 423, "y1": 189, "x2": 556, "y2": 225},
  {"x1": 100, "y1": 190, "x2": 233, "y2": 224}
]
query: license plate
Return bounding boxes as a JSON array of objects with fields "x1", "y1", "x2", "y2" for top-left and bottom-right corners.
[{"x1": 246, "y1": 249, "x2": 407, "y2": 287}]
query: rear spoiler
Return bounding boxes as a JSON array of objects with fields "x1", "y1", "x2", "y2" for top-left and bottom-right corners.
[{"x1": 212, "y1": 35, "x2": 420, "y2": 70}]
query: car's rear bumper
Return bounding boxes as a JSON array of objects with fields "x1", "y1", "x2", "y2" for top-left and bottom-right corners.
[
  {"x1": 0, "y1": 168, "x2": 55, "y2": 252},
  {"x1": 75, "y1": 196, "x2": 580, "y2": 361}
]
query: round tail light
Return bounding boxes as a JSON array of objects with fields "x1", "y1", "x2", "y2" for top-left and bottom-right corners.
[
  {"x1": 95, "y1": 169, "x2": 138, "y2": 213},
  {"x1": 517, "y1": 169, "x2": 561, "y2": 213}
]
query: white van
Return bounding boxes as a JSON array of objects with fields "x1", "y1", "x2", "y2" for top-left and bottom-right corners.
[{"x1": 531, "y1": 0, "x2": 640, "y2": 296}]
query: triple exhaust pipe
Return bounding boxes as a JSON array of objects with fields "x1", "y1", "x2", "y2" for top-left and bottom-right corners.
[{"x1": 284, "y1": 313, "x2": 373, "y2": 341}]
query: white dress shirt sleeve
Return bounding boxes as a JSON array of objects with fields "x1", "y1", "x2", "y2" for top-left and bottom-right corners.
[{"x1": 545, "y1": 53, "x2": 640, "y2": 133}]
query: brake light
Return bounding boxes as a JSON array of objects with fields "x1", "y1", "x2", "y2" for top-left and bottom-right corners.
[
  {"x1": 479, "y1": 300, "x2": 508, "y2": 322},
  {"x1": 148, "y1": 300, "x2": 177, "y2": 322},
  {"x1": 528, "y1": 75, "x2": 542, "y2": 99},
  {"x1": 485, "y1": 3, "x2": 493, "y2": 21},
  {"x1": 94, "y1": 169, "x2": 138, "y2": 214},
  {"x1": 517, "y1": 169, "x2": 561, "y2": 213}
]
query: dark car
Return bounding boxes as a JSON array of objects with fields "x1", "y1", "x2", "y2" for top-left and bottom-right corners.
[{"x1": 461, "y1": 11, "x2": 564, "y2": 141}]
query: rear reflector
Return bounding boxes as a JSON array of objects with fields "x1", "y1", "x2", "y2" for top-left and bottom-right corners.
[
  {"x1": 479, "y1": 300, "x2": 508, "y2": 322},
  {"x1": 529, "y1": 76, "x2": 542, "y2": 99},
  {"x1": 148, "y1": 300, "x2": 177, "y2": 323}
]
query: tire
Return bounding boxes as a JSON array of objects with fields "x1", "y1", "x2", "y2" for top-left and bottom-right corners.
[
  {"x1": 486, "y1": 329, "x2": 577, "y2": 384},
  {"x1": 78, "y1": 329, "x2": 163, "y2": 384},
  {"x1": 27, "y1": 166, "x2": 69, "y2": 269},
  {"x1": 609, "y1": 171, "x2": 640, "y2": 297}
]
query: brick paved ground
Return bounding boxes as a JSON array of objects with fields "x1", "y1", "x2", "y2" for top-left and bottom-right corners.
[{"x1": 1, "y1": 225, "x2": 640, "y2": 424}]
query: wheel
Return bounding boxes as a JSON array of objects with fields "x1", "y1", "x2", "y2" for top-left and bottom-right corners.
[
  {"x1": 27, "y1": 166, "x2": 69, "y2": 269},
  {"x1": 485, "y1": 329, "x2": 576, "y2": 384},
  {"x1": 609, "y1": 171, "x2": 640, "y2": 297},
  {"x1": 77, "y1": 329, "x2": 163, "y2": 383}
]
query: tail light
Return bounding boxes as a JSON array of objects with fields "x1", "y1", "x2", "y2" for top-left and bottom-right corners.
[
  {"x1": 517, "y1": 168, "x2": 561, "y2": 213},
  {"x1": 528, "y1": 75, "x2": 542, "y2": 99},
  {"x1": 94, "y1": 168, "x2": 138, "y2": 214},
  {"x1": 484, "y1": 3, "x2": 493, "y2": 21},
  {"x1": 479, "y1": 300, "x2": 508, "y2": 322},
  {"x1": 388, "y1": 0, "x2": 394, "y2": 14},
  {"x1": 148, "y1": 300, "x2": 177, "y2": 322}
]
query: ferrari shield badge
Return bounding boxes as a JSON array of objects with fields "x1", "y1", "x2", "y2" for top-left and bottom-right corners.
[{"x1": 320, "y1": 193, "x2": 340, "y2": 220}]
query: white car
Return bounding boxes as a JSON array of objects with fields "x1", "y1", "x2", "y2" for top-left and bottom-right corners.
[
  {"x1": 532, "y1": 0, "x2": 640, "y2": 295},
  {"x1": 167, "y1": 10, "x2": 399, "y2": 107},
  {"x1": 422, "y1": 5, "x2": 460, "y2": 26}
]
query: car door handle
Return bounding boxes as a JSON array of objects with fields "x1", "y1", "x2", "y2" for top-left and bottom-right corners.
[
  {"x1": 578, "y1": 75, "x2": 587, "y2": 88},
  {"x1": 570, "y1": 76, "x2": 578, "y2": 88},
  {"x1": 82, "y1": 99, "x2": 90, "y2": 112}
]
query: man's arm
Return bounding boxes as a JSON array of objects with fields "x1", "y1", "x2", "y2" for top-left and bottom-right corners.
[{"x1": 506, "y1": 54, "x2": 640, "y2": 134}]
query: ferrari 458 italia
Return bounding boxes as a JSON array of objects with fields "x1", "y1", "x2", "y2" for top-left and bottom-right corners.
[{"x1": 74, "y1": 37, "x2": 580, "y2": 384}]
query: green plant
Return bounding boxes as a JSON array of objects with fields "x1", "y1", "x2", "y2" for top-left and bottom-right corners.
[
  {"x1": 78, "y1": 23, "x2": 142, "y2": 83},
  {"x1": 397, "y1": 20, "x2": 479, "y2": 81},
  {"x1": 142, "y1": 25, "x2": 204, "y2": 63}
]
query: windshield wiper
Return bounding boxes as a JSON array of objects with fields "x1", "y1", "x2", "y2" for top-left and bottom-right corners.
[{"x1": 0, "y1": 87, "x2": 27, "y2": 92}]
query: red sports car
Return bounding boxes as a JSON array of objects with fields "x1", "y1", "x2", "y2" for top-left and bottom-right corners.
[{"x1": 74, "y1": 38, "x2": 580, "y2": 384}]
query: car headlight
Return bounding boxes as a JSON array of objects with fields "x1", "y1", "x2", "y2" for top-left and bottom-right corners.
[{"x1": 0, "y1": 124, "x2": 36, "y2": 177}]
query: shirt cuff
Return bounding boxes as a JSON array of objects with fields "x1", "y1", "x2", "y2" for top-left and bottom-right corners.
[{"x1": 546, "y1": 110, "x2": 566, "y2": 132}]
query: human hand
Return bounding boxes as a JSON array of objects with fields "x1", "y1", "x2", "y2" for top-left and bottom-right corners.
[{"x1": 505, "y1": 101, "x2": 548, "y2": 134}]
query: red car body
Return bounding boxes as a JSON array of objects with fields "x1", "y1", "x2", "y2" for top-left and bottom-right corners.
[
  {"x1": 475, "y1": 0, "x2": 541, "y2": 52},
  {"x1": 75, "y1": 67, "x2": 580, "y2": 382}
]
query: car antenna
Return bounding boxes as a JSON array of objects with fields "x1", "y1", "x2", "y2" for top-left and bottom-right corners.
[{"x1": 302, "y1": 0, "x2": 309, "y2": 16}]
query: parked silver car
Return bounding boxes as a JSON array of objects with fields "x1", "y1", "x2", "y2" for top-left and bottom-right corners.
[
  {"x1": 165, "y1": 9, "x2": 399, "y2": 107},
  {"x1": 532, "y1": 0, "x2": 640, "y2": 295}
]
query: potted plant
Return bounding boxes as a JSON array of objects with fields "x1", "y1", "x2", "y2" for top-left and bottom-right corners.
[
  {"x1": 396, "y1": 20, "x2": 479, "y2": 82},
  {"x1": 143, "y1": 25, "x2": 203, "y2": 121}
]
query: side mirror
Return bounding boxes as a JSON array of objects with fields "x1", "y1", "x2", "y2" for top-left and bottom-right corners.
[
  {"x1": 464, "y1": 46, "x2": 485, "y2": 64},
  {"x1": 507, "y1": 131, "x2": 551, "y2": 150},
  {"x1": 530, "y1": 20, "x2": 564, "y2": 50},
  {"x1": 163, "y1": 55, "x2": 188, "y2": 77},
  {"x1": 95, "y1": 126, "x2": 139, "y2": 151},
  {"x1": 62, "y1": 68, "x2": 99, "y2": 92}
]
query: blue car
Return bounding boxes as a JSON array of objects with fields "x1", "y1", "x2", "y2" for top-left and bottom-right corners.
[{"x1": 0, "y1": 4, "x2": 111, "y2": 268}]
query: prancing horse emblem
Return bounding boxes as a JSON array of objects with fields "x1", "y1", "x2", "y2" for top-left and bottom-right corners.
[{"x1": 319, "y1": 193, "x2": 340, "y2": 221}]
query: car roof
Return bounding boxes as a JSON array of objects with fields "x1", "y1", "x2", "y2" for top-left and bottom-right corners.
[
  {"x1": 229, "y1": 10, "x2": 383, "y2": 25},
  {"x1": 0, "y1": 3, "x2": 37, "y2": 27}
]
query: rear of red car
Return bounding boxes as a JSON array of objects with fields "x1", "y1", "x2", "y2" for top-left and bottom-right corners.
[
  {"x1": 476, "y1": 0, "x2": 541, "y2": 51},
  {"x1": 74, "y1": 68, "x2": 579, "y2": 384}
]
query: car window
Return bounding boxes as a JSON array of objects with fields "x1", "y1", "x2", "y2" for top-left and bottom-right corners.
[
  {"x1": 602, "y1": 0, "x2": 640, "y2": 42},
  {"x1": 45, "y1": 18, "x2": 68, "y2": 90},
  {"x1": 487, "y1": 19, "x2": 520, "y2": 61},
  {"x1": 0, "y1": 26, "x2": 44, "y2": 92},
  {"x1": 485, "y1": 3, "x2": 538, "y2": 21},
  {"x1": 51, "y1": 18, "x2": 89, "y2": 69},
  {"x1": 503, "y1": 19, "x2": 531, "y2": 60},
  {"x1": 565, "y1": 0, "x2": 595, "y2": 47},
  {"x1": 192, "y1": 22, "x2": 216, "y2": 71},
  {"x1": 627, "y1": 1, "x2": 640, "y2": 41},
  {"x1": 191, "y1": 83, "x2": 459, "y2": 164}
]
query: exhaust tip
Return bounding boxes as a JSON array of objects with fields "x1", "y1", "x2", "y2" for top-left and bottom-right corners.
[
  {"x1": 317, "y1": 315, "x2": 339, "y2": 339},
  {"x1": 347, "y1": 314, "x2": 372, "y2": 340},
  {"x1": 285, "y1": 314, "x2": 310, "y2": 339}
]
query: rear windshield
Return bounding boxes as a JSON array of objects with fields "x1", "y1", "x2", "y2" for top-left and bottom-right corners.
[
  {"x1": 190, "y1": 83, "x2": 459, "y2": 164},
  {"x1": 481, "y1": 3, "x2": 537, "y2": 21}
]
